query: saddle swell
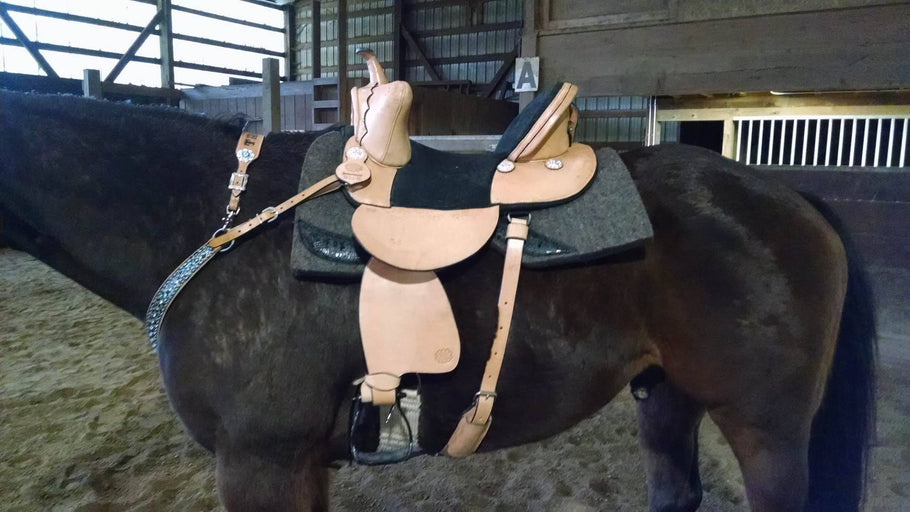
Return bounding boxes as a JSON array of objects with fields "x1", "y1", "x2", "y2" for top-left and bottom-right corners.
[{"x1": 340, "y1": 49, "x2": 598, "y2": 460}]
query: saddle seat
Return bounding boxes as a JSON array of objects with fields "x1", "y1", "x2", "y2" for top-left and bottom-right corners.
[{"x1": 341, "y1": 51, "x2": 597, "y2": 448}]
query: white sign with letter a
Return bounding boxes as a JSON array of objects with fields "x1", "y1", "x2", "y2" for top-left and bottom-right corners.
[{"x1": 514, "y1": 57, "x2": 539, "y2": 93}]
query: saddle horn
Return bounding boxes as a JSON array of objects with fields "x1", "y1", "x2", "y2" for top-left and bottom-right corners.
[{"x1": 357, "y1": 48, "x2": 388, "y2": 85}]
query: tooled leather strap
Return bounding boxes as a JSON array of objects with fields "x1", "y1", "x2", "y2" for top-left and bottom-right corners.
[
  {"x1": 208, "y1": 174, "x2": 341, "y2": 248},
  {"x1": 227, "y1": 133, "x2": 265, "y2": 214},
  {"x1": 443, "y1": 216, "x2": 529, "y2": 457}
]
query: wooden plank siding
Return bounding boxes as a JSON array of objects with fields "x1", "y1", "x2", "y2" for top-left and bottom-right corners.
[
  {"x1": 535, "y1": 3, "x2": 910, "y2": 96},
  {"x1": 180, "y1": 80, "x2": 322, "y2": 133},
  {"x1": 754, "y1": 167, "x2": 910, "y2": 269}
]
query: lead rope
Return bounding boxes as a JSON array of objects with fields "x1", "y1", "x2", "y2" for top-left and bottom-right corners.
[{"x1": 443, "y1": 214, "x2": 529, "y2": 457}]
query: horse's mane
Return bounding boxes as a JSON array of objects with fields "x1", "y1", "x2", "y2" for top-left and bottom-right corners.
[
  {"x1": 1, "y1": 90, "x2": 244, "y2": 134},
  {"x1": 0, "y1": 90, "x2": 323, "y2": 201}
]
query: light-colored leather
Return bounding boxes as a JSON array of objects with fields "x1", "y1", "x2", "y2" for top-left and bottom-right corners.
[
  {"x1": 341, "y1": 137, "x2": 397, "y2": 207},
  {"x1": 491, "y1": 142, "x2": 596, "y2": 206},
  {"x1": 351, "y1": 205, "x2": 500, "y2": 271},
  {"x1": 350, "y1": 50, "x2": 412, "y2": 168},
  {"x1": 359, "y1": 49, "x2": 388, "y2": 85},
  {"x1": 443, "y1": 216, "x2": 529, "y2": 457},
  {"x1": 207, "y1": 174, "x2": 342, "y2": 248},
  {"x1": 360, "y1": 373, "x2": 400, "y2": 405},
  {"x1": 359, "y1": 258, "x2": 460, "y2": 405},
  {"x1": 508, "y1": 83, "x2": 578, "y2": 163},
  {"x1": 227, "y1": 132, "x2": 264, "y2": 213}
]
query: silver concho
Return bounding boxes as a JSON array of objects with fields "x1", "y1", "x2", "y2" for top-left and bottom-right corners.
[
  {"x1": 545, "y1": 158, "x2": 563, "y2": 170},
  {"x1": 236, "y1": 148, "x2": 256, "y2": 162},
  {"x1": 496, "y1": 159, "x2": 515, "y2": 173},
  {"x1": 346, "y1": 146, "x2": 367, "y2": 160}
]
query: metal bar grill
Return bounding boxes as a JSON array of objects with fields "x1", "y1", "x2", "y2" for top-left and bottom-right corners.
[
  {"x1": 837, "y1": 119, "x2": 845, "y2": 166},
  {"x1": 778, "y1": 120, "x2": 787, "y2": 165},
  {"x1": 901, "y1": 120, "x2": 908, "y2": 168},
  {"x1": 733, "y1": 114, "x2": 909, "y2": 168}
]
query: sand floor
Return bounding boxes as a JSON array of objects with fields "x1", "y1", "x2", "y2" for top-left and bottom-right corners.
[{"x1": 1, "y1": 249, "x2": 906, "y2": 511}]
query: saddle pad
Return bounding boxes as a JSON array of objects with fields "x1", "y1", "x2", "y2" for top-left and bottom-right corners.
[
  {"x1": 490, "y1": 147, "x2": 653, "y2": 268},
  {"x1": 290, "y1": 131, "x2": 653, "y2": 280}
]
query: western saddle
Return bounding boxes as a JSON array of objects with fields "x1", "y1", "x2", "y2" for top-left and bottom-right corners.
[
  {"x1": 338, "y1": 50, "x2": 596, "y2": 457},
  {"x1": 148, "y1": 48, "x2": 597, "y2": 463}
]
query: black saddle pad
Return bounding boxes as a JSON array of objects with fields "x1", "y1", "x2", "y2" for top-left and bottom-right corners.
[{"x1": 290, "y1": 130, "x2": 652, "y2": 280}]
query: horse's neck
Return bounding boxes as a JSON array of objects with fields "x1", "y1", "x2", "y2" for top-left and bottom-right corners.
[{"x1": 0, "y1": 93, "x2": 283, "y2": 318}]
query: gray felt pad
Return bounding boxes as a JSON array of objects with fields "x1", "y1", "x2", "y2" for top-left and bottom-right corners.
[{"x1": 290, "y1": 131, "x2": 652, "y2": 280}]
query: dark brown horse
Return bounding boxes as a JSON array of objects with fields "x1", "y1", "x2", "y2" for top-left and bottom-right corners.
[{"x1": 0, "y1": 91, "x2": 875, "y2": 511}]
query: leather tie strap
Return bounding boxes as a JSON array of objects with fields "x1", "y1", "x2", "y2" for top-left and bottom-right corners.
[
  {"x1": 443, "y1": 215, "x2": 529, "y2": 457},
  {"x1": 228, "y1": 132, "x2": 265, "y2": 214},
  {"x1": 208, "y1": 174, "x2": 342, "y2": 248}
]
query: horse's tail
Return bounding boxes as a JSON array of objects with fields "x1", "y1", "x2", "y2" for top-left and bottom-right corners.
[{"x1": 802, "y1": 194, "x2": 877, "y2": 511}]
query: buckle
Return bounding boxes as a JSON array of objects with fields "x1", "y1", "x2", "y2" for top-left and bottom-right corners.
[
  {"x1": 228, "y1": 172, "x2": 249, "y2": 191},
  {"x1": 474, "y1": 390, "x2": 497, "y2": 402}
]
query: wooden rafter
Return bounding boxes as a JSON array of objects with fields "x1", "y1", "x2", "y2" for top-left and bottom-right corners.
[
  {"x1": 105, "y1": 10, "x2": 163, "y2": 83},
  {"x1": 0, "y1": 4, "x2": 59, "y2": 78},
  {"x1": 400, "y1": 25, "x2": 442, "y2": 81},
  {"x1": 484, "y1": 46, "x2": 518, "y2": 98},
  {"x1": 2, "y1": 4, "x2": 283, "y2": 57}
]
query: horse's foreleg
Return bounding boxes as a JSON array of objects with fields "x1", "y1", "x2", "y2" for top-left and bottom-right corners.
[
  {"x1": 635, "y1": 377, "x2": 705, "y2": 512},
  {"x1": 215, "y1": 443, "x2": 329, "y2": 512}
]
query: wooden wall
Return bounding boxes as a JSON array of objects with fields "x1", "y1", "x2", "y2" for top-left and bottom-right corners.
[
  {"x1": 409, "y1": 87, "x2": 517, "y2": 135},
  {"x1": 754, "y1": 167, "x2": 909, "y2": 269},
  {"x1": 531, "y1": 1, "x2": 910, "y2": 96},
  {"x1": 180, "y1": 79, "x2": 517, "y2": 136},
  {"x1": 181, "y1": 80, "x2": 332, "y2": 133}
]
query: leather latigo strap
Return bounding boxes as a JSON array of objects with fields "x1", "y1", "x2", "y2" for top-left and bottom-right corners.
[
  {"x1": 207, "y1": 174, "x2": 341, "y2": 248},
  {"x1": 443, "y1": 216, "x2": 529, "y2": 457},
  {"x1": 228, "y1": 132, "x2": 265, "y2": 214}
]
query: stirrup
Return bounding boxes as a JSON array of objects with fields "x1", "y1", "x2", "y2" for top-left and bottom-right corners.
[{"x1": 349, "y1": 389, "x2": 414, "y2": 465}]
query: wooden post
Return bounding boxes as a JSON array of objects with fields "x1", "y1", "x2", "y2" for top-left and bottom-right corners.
[
  {"x1": 392, "y1": 0, "x2": 402, "y2": 81},
  {"x1": 82, "y1": 69, "x2": 102, "y2": 99},
  {"x1": 284, "y1": 5, "x2": 297, "y2": 81},
  {"x1": 263, "y1": 58, "x2": 281, "y2": 133},
  {"x1": 721, "y1": 118, "x2": 736, "y2": 158},
  {"x1": 157, "y1": 0, "x2": 174, "y2": 88},
  {"x1": 311, "y1": 1, "x2": 321, "y2": 78},
  {"x1": 337, "y1": 0, "x2": 349, "y2": 122},
  {"x1": 518, "y1": 0, "x2": 537, "y2": 111}
]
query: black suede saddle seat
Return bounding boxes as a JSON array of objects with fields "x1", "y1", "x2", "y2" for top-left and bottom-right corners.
[{"x1": 387, "y1": 83, "x2": 565, "y2": 211}]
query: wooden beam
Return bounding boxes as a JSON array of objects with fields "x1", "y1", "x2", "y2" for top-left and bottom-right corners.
[
  {"x1": 721, "y1": 119, "x2": 736, "y2": 158},
  {"x1": 338, "y1": 0, "x2": 349, "y2": 122},
  {"x1": 311, "y1": 1, "x2": 321, "y2": 78},
  {"x1": 157, "y1": 0, "x2": 174, "y2": 88},
  {"x1": 0, "y1": 4, "x2": 59, "y2": 78},
  {"x1": 82, "y1": 69, "x2": 102, "y2": 99},
  {"x1": 262, "y1": 58, "x2": 282, "y2": 133},
  {"x1": 0, "y1": 37, "x2": 266, "y2": 79},
  {"x1": 656, "y1": 105, "x2": 910, "y2": 122},
  {"x1": 3, "y1": 3, "x2": 283, "y2": 57},
  {"x1": 133, "y1": 0, "x2": 284, "y2": 32},
  {"x1": 392, "y1": 0, "x2": 402, "y2": 81},
  {"x1": 484, "y1": 46, "x2": 518, "y2": 98},
  {"x1": 400, "y1": 25, "x2": 442, "y2": 81},
  {"x1": 105, "y1": 10, "x2": 163, "y2": 84},
  {"x1": 518, "y1": 0, "x2": 537, "y2": 110},
  {"x1": 284, "y1": 5, "x2": 297, "y2": 81}
]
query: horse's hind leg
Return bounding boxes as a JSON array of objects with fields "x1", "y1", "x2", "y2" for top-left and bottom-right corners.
[
  {"x1": 215, "y1": 444, "x2": 328, "y2": 512},
  {"x1": 635, "y1": 375, "x2": 705, "y2": 512},
  {"x1": 709, "y1": 408, "x2": 809, "y2": 512}
]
